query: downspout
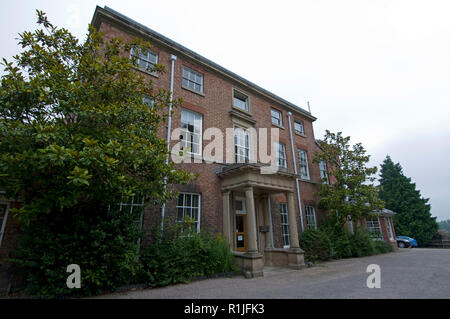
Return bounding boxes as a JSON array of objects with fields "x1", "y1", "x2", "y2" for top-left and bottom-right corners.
[
  {"x1": 160, "y1": 54, "x2": 177, "y2": 231},
  {"x1": 286, "y1": 112, "x2": 305, "y2": 232}
]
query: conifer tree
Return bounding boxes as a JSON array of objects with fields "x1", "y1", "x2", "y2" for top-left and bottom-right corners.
[{"x1": 379, "y1": 156, "x2": 438, "y2": 245}]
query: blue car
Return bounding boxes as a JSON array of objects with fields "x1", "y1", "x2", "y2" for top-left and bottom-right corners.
[{"x1": 396, "y1": 235, "x2": 418, "y2": 248}]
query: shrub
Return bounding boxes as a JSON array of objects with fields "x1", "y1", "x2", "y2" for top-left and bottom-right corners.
[
  {"x1": 319, "y1": 223, "x2": 352, "y2": 259},
  {"x1": 373, "y1": 240, "x2": 394, "y2": 254},
  {"x1": 299, "y1": 228, "x2": 333, "y2": 263},
  {"x1": 139, "y1": 221, "x2": 235, "y2": 287},
  {"x1": 348, "y1": 229, "x2": 376, "y2": 257},
  {"x1": 11, "y1": 207, "x2": 143, "y2": 298}
]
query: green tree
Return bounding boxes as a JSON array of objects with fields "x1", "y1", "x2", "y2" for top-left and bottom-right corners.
[
  {"x1": 379, "y1": 156, "x2": 438, "y2": 246},
  {"x1": 314, "y1": 131, "x2": 384, "y2": 229},
  {"x1": 438, "y1": 220, "x2": 450, "y2": 233},
  {"x1": 0, "y1": 11, "x2": 192, "y2": 297}
]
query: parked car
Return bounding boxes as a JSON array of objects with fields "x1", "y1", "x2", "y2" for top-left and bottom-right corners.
[{"x1": 396, "y1": 235, "x2": 418, "y2": 248}]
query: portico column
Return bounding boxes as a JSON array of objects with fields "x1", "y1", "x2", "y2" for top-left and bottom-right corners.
[
  {"x1": 244, "y1": 186, "x2": 258, "y2": 254},
  {"x1": 262, "y1": 195, "x2": 272, "y2": 249},
  {"x1": 222, "y1": 191, "x2": 231, "y2": 244},
  {"x1": 287, "y1": 191, "x2": 300, "y2": 249}
]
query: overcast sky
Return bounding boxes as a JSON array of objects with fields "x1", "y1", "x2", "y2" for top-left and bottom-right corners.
[{"x1": 1, "y1": 0, "x2": 449, "y2": 221}]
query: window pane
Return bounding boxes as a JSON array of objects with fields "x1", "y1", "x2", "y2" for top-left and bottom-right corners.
[
  {"x1": 271, "y1": 109, "x2": 282, "y2": 126},
  {"x1": 177, "y1": 208, "x2": 184, "y2": 221},
  {"x1": 295, "y1": 121, "x2": 304, "y2": 134},
  {"x1": 298, "y1": 149, "x2": 309, "y2": 179},
  {"x1": 0, "y1": 204, "x2": 7, "y2": 225},
  {"x1": 180, "y1": 109, "x2": 202, "y2": 155},
  {"x1": 192, "y1": 208, "x2": 199, "y2": 220},
  {"x1": 233, "y1": 91, "x2": 248, "y2": 110},
  {"x1": 185, "y1": 194, "x2": 191, "y2": 207},
  {"x1": 235, "y1": 200, "x2": 243, "y2": 212},
  {"x1": 192, "y1": 195, "x2": 199, "y2": 207}
]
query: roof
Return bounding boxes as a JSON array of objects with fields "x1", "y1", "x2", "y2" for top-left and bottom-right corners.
[
  {"x1": 91, "y1": 6, "x2": 317, "y2": 122},
  {"x1": 371, "y1": 208, "x2": 397, "y2": 217}
]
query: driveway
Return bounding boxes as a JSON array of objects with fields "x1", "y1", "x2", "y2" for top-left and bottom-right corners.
[{"x1": 95, "y1": 248, "x2": 450, "y2": 299}]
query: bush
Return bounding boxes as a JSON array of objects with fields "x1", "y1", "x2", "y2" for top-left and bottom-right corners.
[
  {"x1": 348, "y1": 229, "x2": 376, "y2": 257},
  {"x1": 373, "y1": 240, "x2": 394, "y2": 254},
  {"x1": 320, "y1": 224, "x2": 353, "y2": 259},
  {"x1": 139, "y1": 221, "x2": 235, "y2": 287},
  {"x1": 11, "y1": 207, "x2": 143, "y2": 298},
  {"x1": 299, "y1": 228, "x2": 333, "y2": 263},
  {"x1": 300, "y1": 222, "x2": 395, "y2": 263}
]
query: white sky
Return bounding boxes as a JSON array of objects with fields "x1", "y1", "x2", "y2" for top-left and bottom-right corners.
[{"x1": 1, "y1": 0, "x2": 449, "y2": 221}]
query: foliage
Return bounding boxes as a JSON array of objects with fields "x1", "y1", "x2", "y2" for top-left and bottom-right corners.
[
  {"x1": 299, "y1": 228, "x2": 333, "y2": 262},
  {"x1": 139, "y1": 220, "x2": 235, "y2": 287},
  {"x1": 347, "y1": 229, "x2": 376, "y2": 257},
  {"x1": 372, "y1": 240, "x2": 394, "y2": 254},
  {"x1": 438, "y1": 219, "x2": 450, "y2": 233},
  {"x1": 9, "y1": 206, "x2": 143, "y2": 298},
  {"x1": 0, "y1": 11, "x2": 193, "y2": 297},
  {"x1": 0, "y1": 10, "x2": 193, "y2": 224},
  {"x1": 314, "y1": 131, "x2": 384, "y2": 228},
  {"x1": 320, "y1": 221, "x2": 353, "y2": 259},
  {"x1": 379, "y1": 156, "x2": 438, "y2": 246},
  {"x1": 300, "y1": 223, "x2": 394, "y2": 262}
]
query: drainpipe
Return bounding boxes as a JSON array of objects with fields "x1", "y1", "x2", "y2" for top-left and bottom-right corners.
[
  {"x1": 160, "y1": 54, "x2": 177, "y2": 231},
  {"x1": 286, "y1": 112, "x2": 305, "y2": 232}
]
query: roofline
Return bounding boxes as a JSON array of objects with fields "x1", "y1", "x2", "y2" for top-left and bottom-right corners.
[{"x1": 91, "y1": 6, "x2": 317, "y2": 122}]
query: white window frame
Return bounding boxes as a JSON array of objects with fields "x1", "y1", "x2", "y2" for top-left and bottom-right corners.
[
  {"x1": 0, "y1": 202, "x2": 10, "y2": 247},
  {"x1": 366, "y1": 216, "x2": 382, "y2": 239},
  {"x1": 143, "y1": 95, "x2": 154, "y2": 108},
  {"x1": 294, "y1": 119, "x2": 305, "y2": 135},
  {"x1": 298, "y1": 149, "x2": 310, "y2": 180},
  {"x1": 182, "y1": 66, "x2": 204, "y2": 93},
  {"x1": 385, "y1": 217, "x2": 394, "y2": 240},
  {"x1": 275, "y1": 142, "x2": 287, "y2": 168},
  {"x1": 319, "y1": 160, "x2": 329, "y2": 184},
  {"x1": 180, "y1": 108, "x2": 203, "y2": 156},
  {"x1": 130, "y1": 47, "x2": 158, "y2": 74},
  {"x1": 305, "y1": 206, "x2": 317, "y2": 229},
  {"x1": 176, "y1": 193, "x2": 201, "y2": 233},
  {"x1": 280, "y1": 203, "x2": 290, "y2": 248},
  {"x1": 234, "y1": 127, "x2": 250, "y2": 163},
  {"x1": 233, "y1": 90, "x2": 249, "y2": 112},
  {"x1": 117, "y1": 196, "x2": 145, "y2": 245},
  {"x1": 235, "y1": 196, "x2": 247, "y2": 215},
  {"x1": 271, "y1": 108, "x2": 282, "y2": 127}
]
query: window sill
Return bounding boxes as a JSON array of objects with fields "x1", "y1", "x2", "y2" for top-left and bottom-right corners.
[
  {"x1": 271, "y1": 123, "x2": 285, "y2": 130},
  {"x1": 232, "y1": 106, "x2": 252, "y2": 116},
  {"x1": 182, "y1": 85, "x2": 205, "y2": 97},
  {"x1": 295, "y1": 132, "x2": 307, "y2": 138},
  {"x1": 133, "y1": 66, "x2": 159, "y2": 78}
]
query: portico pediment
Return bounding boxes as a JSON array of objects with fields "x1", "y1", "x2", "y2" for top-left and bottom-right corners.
[{"x1": 217, "y1": 163, "x2": 296, "y2": 193}]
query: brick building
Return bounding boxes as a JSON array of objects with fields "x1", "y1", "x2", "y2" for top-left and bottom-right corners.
[
  {"x1": 90, "y1": 6, "x2": 331, "y2": 277},
  {"x1": 0, "y1": 6, "x2": 398, "y2": 286}
]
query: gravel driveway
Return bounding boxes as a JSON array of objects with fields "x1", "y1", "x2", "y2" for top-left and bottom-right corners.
[{"x1": 95, "y1": 248, "x2": 450, "y2": 299}]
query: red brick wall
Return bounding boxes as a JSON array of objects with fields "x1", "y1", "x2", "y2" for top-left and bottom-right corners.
[
  {"x1": 0, "y1": 202, "x2": 21, "y2": 262},
  {"x1": 96, "y1": 19, "x2": 328, "y2": 246},
  {"x1": 0, "y1": 201, "x2": 23, "y2": 293}
]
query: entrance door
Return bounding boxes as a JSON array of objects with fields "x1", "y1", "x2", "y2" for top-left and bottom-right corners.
[{"x1": 236, "y1": 214, "x2": 247, "y2": 252}]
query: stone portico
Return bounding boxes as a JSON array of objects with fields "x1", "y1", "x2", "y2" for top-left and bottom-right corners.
[{"x1": 218, "y1": 164, "x2": 305, "y2": 278}]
